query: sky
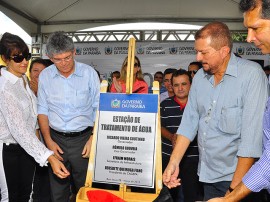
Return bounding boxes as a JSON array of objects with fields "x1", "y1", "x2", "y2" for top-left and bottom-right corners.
[{"x1": 0, "y1": 11, "x2": 32, "y2": 45}]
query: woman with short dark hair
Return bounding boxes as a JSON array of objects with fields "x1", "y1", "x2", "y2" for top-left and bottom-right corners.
[{"x1": 0, "y1": 32, "x2": 69, "y2": 202}]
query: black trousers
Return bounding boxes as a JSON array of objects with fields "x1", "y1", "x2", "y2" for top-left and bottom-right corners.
[
  {"x1": 49, "y1": 128, "x2": 91, "y2": 202},
  {"x1": 32, "y1": 163, "x2": 52, "y2": 202},
  {"x1": 1, "y1": 143, "x2": 35, "y2": 202},
  {"x1": 162, "y1": 153, "x2": 183, "y2": 202},
  {"x1": 180, "y1": 156, "x2": 204, "y2": 202}
]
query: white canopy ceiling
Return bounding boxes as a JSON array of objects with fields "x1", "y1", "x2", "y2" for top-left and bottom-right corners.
[{"x1": 0, "y1": 0, "x2": 245, "y2": 35}]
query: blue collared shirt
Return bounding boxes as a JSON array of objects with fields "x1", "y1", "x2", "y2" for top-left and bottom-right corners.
[
  {"x1": 37, "y1": 61, "x2": 100, "y2": 132},
  {"x1": 160, "y1": 91, "x2": 169, "y2": 103},
  {"x1": 177, "y1": 53, "x2": 269, "y2": 183},
  {"x1": 242, "y1": 97, "x2": 270, "y2": 193},
  {"x1": 148, "y1": 85, "x2": 167, "y2": 94}
]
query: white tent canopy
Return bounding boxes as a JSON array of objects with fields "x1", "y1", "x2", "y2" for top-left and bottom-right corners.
[
  {"x1": 2, "y1": 0, "x2": 259, "y2": 83},
  {"x1": 0, "y1": 0, "x2": 245, "y2": 35}
]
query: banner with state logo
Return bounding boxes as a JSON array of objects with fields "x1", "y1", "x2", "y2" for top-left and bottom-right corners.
[{"x1": 42, "y1": 41, "x2": 269, "y2": 84}]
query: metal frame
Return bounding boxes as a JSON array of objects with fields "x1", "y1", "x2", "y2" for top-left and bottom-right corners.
[{"x1": 31, "y1": 30, "x2": 247, "y2": 58}]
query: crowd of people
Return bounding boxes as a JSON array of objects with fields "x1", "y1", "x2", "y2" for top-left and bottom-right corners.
[{"x1": 1, "y1": 0, "x2": 270, "y2": 201}]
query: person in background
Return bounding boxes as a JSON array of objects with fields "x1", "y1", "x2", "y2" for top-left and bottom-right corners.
[
  {"x1": 29, "y1": 58, "x2": 53, "y2": 202},
  {"x1": 148, "y1": 71, "x2": 167, "y2": 94},
  {"x1": 0, "y1": 32, "x2": 69, "y2": 202},
  {"x1": 37, "y1": 31, "x2": 100, "y2": 202},
  {"x1": 188, "y1": 61, "x2": 202, "y2": 78},
  {"x1": 160, "y1": 69, "x2": 203, "y2": 202},
  {"x1": 95, "y1": 69, "x2": 102, "y2": 83},
  {"x1": 154, "y1": 71, "x2": 164, "y2": 84},
  {"x1": 209, "y1": 0, "x2": 270, "y2": 201},
  {"x1": 263, "y1": 65, "x2": 270, "y2": 78},
  {"x1": 107, "y1": 71, "x2": 120, "y2": 92},
  {"x1": 160, "y1": 68, "x2": 176, "y2": 102},
  {"x1": 163, "y1": 22, "x2": 268, "y2": 201},
  {"x1": 29, "y1": 58, "x2": 53, "y2": 96},
  {"x1": 110, "y1": 56, "x2": 148, "y2": 93},
  {"x1": 112, "y1": 70, "x2": 120, "y2": 80}
]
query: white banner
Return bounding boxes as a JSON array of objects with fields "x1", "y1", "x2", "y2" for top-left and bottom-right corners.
[
  {"x1": 93, "y1": 93, "x2": 158, "y2": 188},
  {"x1": 94, "y1": 111, "x2": 156, "y2": 187},
  {"x1": 42, "y1": 42, "x2": 270, "y2": 85}
]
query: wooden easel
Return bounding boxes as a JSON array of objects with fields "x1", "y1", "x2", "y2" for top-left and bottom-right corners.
[{"x1": 77, "y1": 38, "x2": 162, "y2": 202}]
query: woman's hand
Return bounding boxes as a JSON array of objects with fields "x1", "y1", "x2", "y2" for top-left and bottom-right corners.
[
  {"x1": 48, "y1": 155, "x2": 70, "y2": 179},
  {"x1": 112, "y1": 77, "x2": 122, "y2": 93}
]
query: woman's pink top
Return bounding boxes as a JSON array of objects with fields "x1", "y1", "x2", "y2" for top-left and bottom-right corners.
[{"x1": 110, "y1": 79, "x2": 148, "y2": 93}]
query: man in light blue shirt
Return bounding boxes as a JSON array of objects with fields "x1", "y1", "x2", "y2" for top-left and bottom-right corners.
[
  {"x1": 163, "y1": 22, "x2": 269, "y2": 201},
  {"x1": 38, "y1": 31, "x2": 100, "y2": 202},
  {"x1": 209, "y1": 0, "x2": 270, "y2": 201}
]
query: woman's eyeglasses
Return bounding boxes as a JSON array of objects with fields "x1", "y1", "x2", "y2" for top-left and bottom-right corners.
[
  {"x1": 10, "y1": 53, "x2": 31, "y2": 63},
  {"x1": 124, "y1": 62, "x2": 139, "y2": 67}
]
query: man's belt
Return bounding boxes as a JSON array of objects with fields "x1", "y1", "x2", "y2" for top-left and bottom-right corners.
[{"x1": 50, "y1": 126, "x2": 93, "y2": 137}]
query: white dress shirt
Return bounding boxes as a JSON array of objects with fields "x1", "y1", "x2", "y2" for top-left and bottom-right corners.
[{"x1": 0, "y1": 68, "x2": 53, "y2": 166}]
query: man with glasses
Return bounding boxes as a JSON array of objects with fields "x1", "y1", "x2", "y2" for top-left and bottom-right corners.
[
  {"x1": 188, "y1": 61, "x2": 202, "y2": 78},
  {"x1": 154, "y1": 71, "x2": 164, "y2": 83},
  {"x1": 148, "y1": 71, "x2": 167, "y2": 94},
  {"x1": 37, "y1": 31, "x2": 100, "y2": 202}
]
